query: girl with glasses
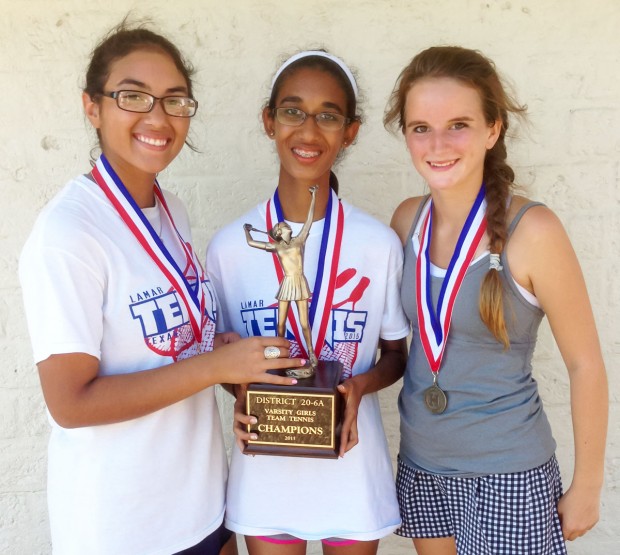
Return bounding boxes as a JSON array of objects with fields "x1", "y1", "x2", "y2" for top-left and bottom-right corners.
[
  {"x1": 19, "y1": 21, "x2": 305, "y2": 555},
  {"x1": 386, "y1": 46, "x2": 608, "y2": 555},
  {"x1": 206, "y1": 50, "x2": 409, "y2": 555}
]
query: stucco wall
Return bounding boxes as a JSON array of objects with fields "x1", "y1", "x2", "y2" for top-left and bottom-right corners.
[{"x1": 1, "y1": 1, "x2": 618, "y2": 553}]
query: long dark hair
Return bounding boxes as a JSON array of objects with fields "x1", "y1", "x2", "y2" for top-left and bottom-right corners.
[{"x1": 84, "y1": 19, "x2": 194, "y2": 100}]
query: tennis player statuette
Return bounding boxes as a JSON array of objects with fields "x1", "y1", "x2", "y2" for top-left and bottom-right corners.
[{"x1": 243, "y1": 185, "x2": 344, "y2": 458}]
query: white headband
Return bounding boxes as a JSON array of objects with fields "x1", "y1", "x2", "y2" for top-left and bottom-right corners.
[{"x1": 271, "y1": 50, "x2": 358, "y2": 99}]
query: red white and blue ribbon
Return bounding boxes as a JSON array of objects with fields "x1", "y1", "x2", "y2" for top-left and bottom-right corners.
[
  {"x1": 416, "y1": 185, "x2": 487, "y2": 373},
  {"x1": 91, "y1": 154, "x2": 206, "y2": 345},
  {"x1": 266, "y1": 187, "x2": 344, "y2": 359}
]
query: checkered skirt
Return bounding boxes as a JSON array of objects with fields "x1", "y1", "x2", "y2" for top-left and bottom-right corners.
[{"x1": 396, "y1": 455, "x2": 567, "y2": 554}]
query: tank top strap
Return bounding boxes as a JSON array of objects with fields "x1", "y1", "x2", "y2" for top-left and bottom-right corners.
[
  {"x1": 404, "y1": 197, "x2": 544, "y2": 242},
  {"x1": 405, "y1": 195, "x2": 431, "y2": 244},
  {"x1": 507, "y1": 201, "x2": 546, "y2": 238}
]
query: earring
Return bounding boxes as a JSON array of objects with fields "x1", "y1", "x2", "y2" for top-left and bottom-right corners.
[{"x1": 269, "y1": 131, "x2": 275, "y2": 137}]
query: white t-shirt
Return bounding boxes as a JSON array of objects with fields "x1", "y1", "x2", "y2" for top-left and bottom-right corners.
[
  {"x1": 19, "y1": 175, "x2": 227, "y2": 555},
  {"x1": 206, "y1": 196, "x2": 409, "y2": 541}
]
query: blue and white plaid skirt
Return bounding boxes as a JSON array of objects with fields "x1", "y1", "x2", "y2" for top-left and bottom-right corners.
[{"x1": 396, "y1": 455, "x2": 567, "y2": 554}]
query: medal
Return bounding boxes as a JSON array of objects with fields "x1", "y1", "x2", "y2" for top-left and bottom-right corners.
[
  {"x1": 415, "y1": 185, "x2": 487, "y2": 413},
  {"x1": 423, "y1": 375, "x2": 448, "y2": 414}
]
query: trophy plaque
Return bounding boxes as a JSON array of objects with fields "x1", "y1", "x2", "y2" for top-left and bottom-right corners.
[{"x1": 245, "y1": 360, "x2": 343, "y2": 458}]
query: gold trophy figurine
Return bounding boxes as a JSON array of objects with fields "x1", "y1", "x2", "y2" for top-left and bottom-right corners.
[{"x1": 244, "y1": 185, "x2": 318, "y2": 379}]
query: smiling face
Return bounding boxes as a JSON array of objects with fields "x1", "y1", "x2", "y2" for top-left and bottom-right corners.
[
  {"x1": 263, "y1": 67, "x2": 359, "y2": 190},
  {"x1": 404, "y1": 76, "x2": 501, "y2": 195},
  {"x1": 83, "y1": 48, "x2": 191, "y2": 190}
]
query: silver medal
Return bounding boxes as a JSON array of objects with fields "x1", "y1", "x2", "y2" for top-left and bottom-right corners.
[{"x1": 424, "y1": 376, "x2": 447, "y2": 414}]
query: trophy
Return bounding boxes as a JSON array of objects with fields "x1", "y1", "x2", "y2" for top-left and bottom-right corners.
[{"x1": 242, "y1": 185, "x2": 344, "y2": 458}]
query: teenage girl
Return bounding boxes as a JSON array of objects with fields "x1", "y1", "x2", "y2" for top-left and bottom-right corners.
[
  {"x1": 19, "y1": 22, "x2": 304, "y2": 555},
  {"x1": 206, "y1": 50, "x2": 409, "y2": 554},
  {"x1": 385, "y1": 46, "x2": 608, "y2": 555}
]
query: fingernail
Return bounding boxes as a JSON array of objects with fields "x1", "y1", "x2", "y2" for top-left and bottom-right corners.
[
  {"x1": 250, "y1": 434, "x2": 258, "y2": 440},
  {"x1": 250, "y1": 417, "x2": 257, "y2": 424},
  {"x1": 291, "y1": 379, "x2": 298, "y2": 385},
  {"x1": 300, "y1": 359, "x2": 306, "y2": 365}
]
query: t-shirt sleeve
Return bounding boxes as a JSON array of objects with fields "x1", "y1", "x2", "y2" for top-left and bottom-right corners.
[
  {"x1": 19, "y1": 231, "x2": 105, "y2": 364},
  {"x1": 379, "y1": 231, "x2": 410, "y2": 341}
]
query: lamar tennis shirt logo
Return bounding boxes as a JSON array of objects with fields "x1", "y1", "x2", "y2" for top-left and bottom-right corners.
[{"x1": 129, "y1": 280, "x2": 217, "y2": 359}]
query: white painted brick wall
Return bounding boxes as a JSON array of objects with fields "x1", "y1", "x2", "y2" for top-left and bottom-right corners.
[{"x1": 1, "y1": 1, "x2": 618, "y2": 553}]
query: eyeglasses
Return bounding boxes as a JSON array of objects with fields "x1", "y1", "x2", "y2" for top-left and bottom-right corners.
[
  {"x1": 274, "y1": 107, "x2": 350, "y2": 131},
  {"x1": 102, "y1": 90, "x2": 198, "y2": 117}
]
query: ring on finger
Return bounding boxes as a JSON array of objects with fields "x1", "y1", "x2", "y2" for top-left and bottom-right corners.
[{"x1": 263, "y1": 346, "x2": 281, "y2": 360}]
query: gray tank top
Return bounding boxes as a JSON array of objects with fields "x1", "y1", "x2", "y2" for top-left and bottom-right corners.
[{"x1": 399, "y1": 199, "x2": 556, "y2": 476}]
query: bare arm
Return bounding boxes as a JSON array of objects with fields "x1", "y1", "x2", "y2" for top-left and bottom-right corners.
[
  {"x1": 214, "y1": 331, "x2": 241, "y2": 397},
  {"x1": 336, "y1": 337, "x2": 408, "y2": 456},
  {"x1": 508, "y1": 205, "x2": 608, "y2": 541},
  {"x1": 38, "y1": 336, "x2": 306, "y2": 428}
]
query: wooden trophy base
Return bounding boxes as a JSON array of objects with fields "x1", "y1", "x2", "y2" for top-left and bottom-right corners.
[{"x1": 245, "y1": 360, "x2": 344, "y2": 458}]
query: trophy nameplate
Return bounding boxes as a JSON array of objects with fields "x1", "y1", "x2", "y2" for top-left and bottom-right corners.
[{"x1": 245, "y1": 360, "x2": 343, "y2": 458}]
